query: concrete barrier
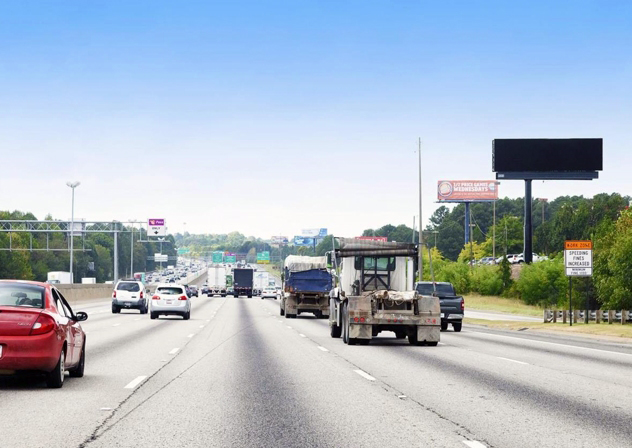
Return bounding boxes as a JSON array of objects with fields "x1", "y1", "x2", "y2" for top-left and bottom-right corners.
[{"x1": 58, "y1": 284, "x2": 113, "y2": 306}]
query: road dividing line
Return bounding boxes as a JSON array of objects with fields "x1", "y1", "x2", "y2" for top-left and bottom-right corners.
[
  {"x1": 112, "y1": 323, "x2": 121, "y2": 327},
  {"x1": 317, "y1": 346, "x2": 329, "y2": 352},
  {"x1": 124, "y1": 376, "x2": 147, "y2": 389},
  {"x1": 299, "y1": 334, "x2": 306, "y2": 338},
  {"x1": 187, "y1": 333, "x2": 195, "y2": 338},
  {"x1": 496, "y1": 356, "x2": 528, "y2": 365},
  {"x1": 199, "y1": 325, "x2": 205, "y2": 328},
  {"x1": 463, "y1": 441, "x2": 487, "y2": 448},
  {"x1": 134, "y1": 318, "x2": 141, "y2": 321},
  {"x1": 287, "y1": 326, "x2": 292, "y2": 329},
  {"x1": 354, "y1": 369, "x2": 376, "y2": 381},
  {"x1": 168, "y1": 348, "x2": 179, "y2": 355}
]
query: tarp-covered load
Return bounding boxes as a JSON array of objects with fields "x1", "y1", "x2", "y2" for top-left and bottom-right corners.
[
  {"x1": 284, "y1": 255, "x2": 328, "y2": 272},
  {"x1": 362, "y1": 290, "x2": 418, "y2": 303},
  {"x1": 336, "y1": 238, "x2": 417, "y2": 257}
]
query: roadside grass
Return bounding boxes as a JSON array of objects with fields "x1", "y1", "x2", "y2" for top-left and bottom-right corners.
[
  {"x1": 465, "y1": 318, "x2": 632, "y2": 339},
  {"x1": 464, "y1": 294, "x2": 543, "y2": 317}
]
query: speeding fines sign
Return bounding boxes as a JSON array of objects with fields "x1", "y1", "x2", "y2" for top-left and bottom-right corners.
[{"x1": 565, "y1": 240, "x2": 593, "y2": 277}]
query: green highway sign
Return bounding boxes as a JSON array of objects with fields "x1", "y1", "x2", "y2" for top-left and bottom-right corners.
[
  {"x1": 225, "y1": 255, "x2": 237, "y2": 263},
  {"x1": 177, "y1": 248, "x2": 190, "y2": 255},
  {"x1": 212, "y1": 251, "x2": 224, "y2": 263},
  {"x1": 257, "y1": 251, "x2": 270, "y2": 264}
]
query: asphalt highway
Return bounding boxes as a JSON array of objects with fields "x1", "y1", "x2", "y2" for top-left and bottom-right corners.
[{"x1": 2, "y1": 284, "x2": 632, "y2": 447}]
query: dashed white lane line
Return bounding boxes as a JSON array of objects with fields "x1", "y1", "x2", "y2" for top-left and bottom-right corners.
[
  {"x1": 463, "y1": 441, "x2": 487, "y2": 448},
  {"x1": 317, "y1": 346, "x2": 329, "y2": 352},
  {"x1": 134, "y1": 318, "x2": 141, "y2": 321},
  {"x1": 206, "y1": 319, "x2": 210, "y2": 322},
  {"x1": 496, "y1": 356, "x2": 528, "y2": 365},
  {"x1": 124, "y1": 376, "x2": 147, "y2": 389},
  {"x1": 299, "y1": 334, "x2": 306, "y2": 338},
  {"x1": 199, "y1": 325, "x2": 205, "y2": 328},
  {"x1": 112, "y1": 323, "x2": 121, "y2": 327},
  {"x1": 169, "y1": 348, "x2": 179, "y2": 355},
  {"x1": 353, "y1": 369, "x2": 376, "y2": 381},
  {"x1": 187, "y1": 333, "x2": 195, "y2": 338}
]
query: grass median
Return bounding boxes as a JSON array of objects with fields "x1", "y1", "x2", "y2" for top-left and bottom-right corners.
[
  {"x1": 464, "y1": 294, "x2": 544, "y2": 317},
  {"x1": 465, "y1": 318, "x2": 632, "y2": 339}
]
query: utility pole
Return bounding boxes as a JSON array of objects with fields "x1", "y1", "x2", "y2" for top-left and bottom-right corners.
[
  {"x1": 418, "y1": 138, "x2": 423, "y2": 282},
  {"x1": 66, "y1": 181, "x2": 80, "y2": 283}
]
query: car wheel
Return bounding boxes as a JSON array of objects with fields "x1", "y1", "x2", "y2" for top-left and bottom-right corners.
[
  {"x1": 452, "y1": 322, "x2": 462, "y2": 332},
  {"x1": 112, "y1": 305, "x2": 120, "y2": 314},
  {"x1": 440, "y1": 321, "x2": 448, "y2": 331},
  {"x1": 150, "y1": 312, "x2": 158, "y2": 320},
  {"x1": 46, "y1": 349, "x2": 65, "y2": 388},
  {"x1": 183, "y1": 311, "x2": 190, "y2": 320},
  {"x1": 69, "y1": 343, "x2": 85, "y2": 378},
  {"x1": 247, "y1": 294, "x2": 252, "y2": 298}
]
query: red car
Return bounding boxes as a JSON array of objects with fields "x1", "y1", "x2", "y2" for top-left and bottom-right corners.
[{"x1": 0, "y1": 280, "x2": 88, "y2": 388}]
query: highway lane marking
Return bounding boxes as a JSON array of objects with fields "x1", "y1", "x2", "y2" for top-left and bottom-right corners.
[
  {"x1": 134, "y1": 318, "x2": 141, "y2": 321},
  {"x1": 287, "y1": 326, "x2": 293, "y2": 329},
  {"x1": 496, "y1": 356, "x2": 528, "y2": 365},
  {"x1": 124, "y1": 376, "x2": 147, "y2": 389},
  {"x1": 354, "y1": 369, "x2": 376, "y2": 381},
  {"x1": 199, "y1": 325, "x2": 205, "y2": 328},
  {"x1": 169, "y1": 348, "x2": 179, "y2": 355},
  {"x1": 317, "y1": 346, "x2": 329, "y2": 352},
  {"x1": 299, "y1": 334, "x2": 306, "y2": 337},
  {"x1": 463, "y1": 441, "x2": 487, "y2": 448},
  {"x1": 112, "y1": 323, "x2": 121, "y2": 327},
  {"x1": 188, "y1": 333, "x2": 195, "y2": 338},
  {"x1": 468, "y1": 330, "x2": 632, "y2": 357}
]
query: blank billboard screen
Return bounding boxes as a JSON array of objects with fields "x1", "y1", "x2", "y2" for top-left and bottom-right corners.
[{"x1": 493, "y1": 139, "x2": 602, "y2": 172}]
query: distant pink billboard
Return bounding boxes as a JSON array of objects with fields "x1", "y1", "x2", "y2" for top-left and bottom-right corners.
[{"x1": 437, "y1": 180, "x2": 498, "y2": 202}]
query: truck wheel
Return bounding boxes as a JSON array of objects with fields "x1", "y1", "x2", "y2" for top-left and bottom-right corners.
[
  {"x1": 248, "y1": 294, "x2": 252, "y2": 298},
  {"x1": 280, "y1": 306, "x2": 285, "y2": 316},
  {"x1": 358, "y1": 339, "x2": 370, "y2": 345},
  {"x1": 395, "y1": 330, "x2": 406, "y2": 339},
  {"x1": 452, "y1": 322, "x2": 462, "y2": 332},
  {"x1": 440, "y1": 321, "x2": 448, "y2": 331},
  {"x1": 408, "y1": 330, "x2": 422, "y2": 346},
  {"x1": 426, "y1": 341, "x2": 439, "y2": 346},
  {"x1": 343, "y1": 303, "x2": 357, "y2": 345}
]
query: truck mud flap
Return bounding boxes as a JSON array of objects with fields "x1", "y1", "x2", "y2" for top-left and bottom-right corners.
[
  {"x1": 417, "y1": 326, "x2": 440, "y2": 343},
  {"x1": 349, "y1": 324, "x2": 372, "y2": 340}
]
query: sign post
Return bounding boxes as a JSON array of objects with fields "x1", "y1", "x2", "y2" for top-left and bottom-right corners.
[{"x1": 564, "y1": 240, "x2": 593, "y2": 326}]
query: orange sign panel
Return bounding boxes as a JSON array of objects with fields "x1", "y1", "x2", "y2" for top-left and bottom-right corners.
[{"x1": 564, "y1": 240, "x2": 592, "y2": 250}]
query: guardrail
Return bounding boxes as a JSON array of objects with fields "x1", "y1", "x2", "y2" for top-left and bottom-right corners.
[{"x1": 544, "y1": 309, "x2": 632, "y2": 324}]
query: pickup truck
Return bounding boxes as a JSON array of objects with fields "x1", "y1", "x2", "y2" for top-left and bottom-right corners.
[{"x1": 414, "y1": 281, "x2": 464, "y2": 332}]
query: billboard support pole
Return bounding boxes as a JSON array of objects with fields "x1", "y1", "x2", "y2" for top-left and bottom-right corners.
[
  {"x1": 524, "y1": 179, "x2": 533, "y2": 264},
  {"x1": 464, "y1": 202, "x2": 470, "y2": 244},
  {"x1": 492, "y1": 200, "x2": 496, "y2": 264}
]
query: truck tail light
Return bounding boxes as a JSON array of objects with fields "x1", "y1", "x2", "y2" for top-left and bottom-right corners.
[
  {"x1": 360, "y1": 317, "x2": 365, "y2": 323},
  {"x1": 353, "y1": 317, "x2": 359, "y2": 323},
  {"x1": 152, "y1": 295, "x2": 160, "y2": 300},
  {"x1": 30, "y1": 314, "x2": 56, "y2": 335},
  {"x1": 461, "y1": 298, "x2": 465, "y2": 311},
  {"x1": 179, "y1": 295, "x2": 187, "y2": 301},
  {"x1": 112, "y1": 291, "x2": 117, "y2": 298}
]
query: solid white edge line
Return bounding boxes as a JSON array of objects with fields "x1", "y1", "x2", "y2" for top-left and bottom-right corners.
[
  {"x1": 124, "y1": 375, "x2": 147, "y2": 389},
  {"x1": 496, "y1": 356, "x2": 528, "y2": 365},
  {"x1": 168, "y1": 348, "x2": 179, "y2": 355},
  {"x1": 469, "y1": 330, "x2": 632, "y2": 357},
  {"x1": 317, "y1": 346, "x2": 329, "y2": 352},
  {"x1": 463, "y1": 441, "x2": 487, "y2": 448},
  {"x1": 354, "y1": 369, "x2": 376, "y2": 381},
  {"x1": 187, "y1": 333, "x2": 195, "y2": 338}
]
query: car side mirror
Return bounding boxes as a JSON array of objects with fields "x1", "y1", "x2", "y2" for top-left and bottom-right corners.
[
  {"x1": 75, "y1": 311, "x2": 88, "y2": 322},
  {"x1": 146, "y1": 289, "x2": 150, "y2": 293}
]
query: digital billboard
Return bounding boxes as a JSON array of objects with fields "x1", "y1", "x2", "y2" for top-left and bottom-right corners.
[{"x1": 493, "y1": 139, "x2": 603, "y2": 172}]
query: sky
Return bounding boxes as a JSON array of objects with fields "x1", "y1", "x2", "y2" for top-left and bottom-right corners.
[{"x1": 1, "y1": 1, "x2": 631, "y2": 239}]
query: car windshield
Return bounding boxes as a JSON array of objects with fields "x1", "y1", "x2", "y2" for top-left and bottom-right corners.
[
  {"x1": 157, "y1": 287, "x2": 183, "y2": 295},
  {"x1": 117, "y1": 282, "x2": 140, "y2": 292},
  {"x1": 416, "y1": 283, "x2": 455, "y2": 295},
  {"x1": 0, "y1": 283, "x2": 46, "y2": 308}
]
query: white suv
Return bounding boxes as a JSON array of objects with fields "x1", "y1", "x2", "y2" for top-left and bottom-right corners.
[
  {"x1": 112, "y1": 280, "x2": 148, "y2": 314},
  {"x1": 150, "y1": 284, "x2": 191, "y2": 320}
]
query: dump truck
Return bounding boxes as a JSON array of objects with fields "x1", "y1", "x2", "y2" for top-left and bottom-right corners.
[
  {"x1": 281, "y1": 255, "x2": 332, "y2": 319},
  {"x1": 233, "y1": 268, "x2": 254, "y2": 298},
  {"x1": 328, "y1": 238, "x2": 440, "y2": 346}
]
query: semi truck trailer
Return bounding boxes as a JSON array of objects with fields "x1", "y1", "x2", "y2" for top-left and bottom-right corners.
[{"x1": 233, "y1": 268, "x2": 254, "y2": 298}]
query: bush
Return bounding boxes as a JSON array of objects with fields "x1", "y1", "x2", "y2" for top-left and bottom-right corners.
[
  {"x1": 515, "y1": 258, "x2": 566, "y2": 307},
  {"x1": 471, "y1": 265, "x2": 504, "y2": 296},
  {"x1": 436, "y1": 262, "x2": 471, "y2": 293}
]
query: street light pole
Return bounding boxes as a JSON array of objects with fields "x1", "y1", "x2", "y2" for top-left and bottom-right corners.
[
  {"x1": 66, "y1": 181, "x2": 80, "y2": 283},
  {"x1": 129, "y1": 219, "x2": 137, "y2": 277},
  {"x1": 418, "y1": 138, "x2": 423, "y2": 282}
]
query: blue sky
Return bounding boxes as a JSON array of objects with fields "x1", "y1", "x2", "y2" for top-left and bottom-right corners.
[{"x1": 1, "y1": 1, "x2": 630, "y2": 238}]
